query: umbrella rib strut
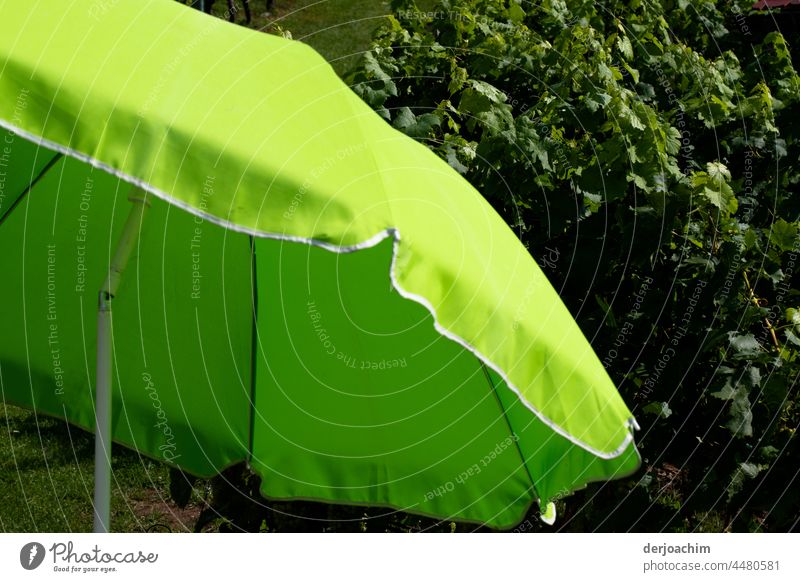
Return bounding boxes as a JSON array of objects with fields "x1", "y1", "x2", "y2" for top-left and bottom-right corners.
[
  {"x1": 0, "y1": 153, "x2": 62, "y2": 227},
  {"x1": 479, "y1": 364, "x2": 541, "y2": 493},
  {"x1": 247, "y1": 236, "x2": 258, "y2": 464},
  {"x1": 93, "y1": 187, "x2": 150, "y2": 533},
  {"x1": 479, "y1": 361, "x2": 557, "y2": 525}
]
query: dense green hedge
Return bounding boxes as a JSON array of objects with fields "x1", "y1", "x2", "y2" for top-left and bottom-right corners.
[{"x1": 345, "y1": 0, "x2": 799, "y2": 532}]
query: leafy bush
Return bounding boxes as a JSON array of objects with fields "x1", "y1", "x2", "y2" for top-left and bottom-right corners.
[{"x1": 346, "y1": 0, "x2": 800, "y2": 531}]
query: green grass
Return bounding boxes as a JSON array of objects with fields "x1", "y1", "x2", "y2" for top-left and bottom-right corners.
[
  {"x1": 209, "y1": 0, "x2": 392, "y2": 76},
  {"x1": 0, "y1": 403, "x2": 201, "y2": 532}
]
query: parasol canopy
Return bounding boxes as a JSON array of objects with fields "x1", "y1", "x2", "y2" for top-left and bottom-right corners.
[{"x1": 0, "y1": 0, "x2": 639, "y2": 530}]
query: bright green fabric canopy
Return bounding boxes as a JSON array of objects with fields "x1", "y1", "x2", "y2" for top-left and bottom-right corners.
[{"x1": 0, "y1": 0, "x2": 639, "y2": 529}]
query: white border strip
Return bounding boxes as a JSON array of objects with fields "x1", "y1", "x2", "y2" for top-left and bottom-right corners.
[{"x1": 0, "y1": 117, "x2": 639, "y2": 460}]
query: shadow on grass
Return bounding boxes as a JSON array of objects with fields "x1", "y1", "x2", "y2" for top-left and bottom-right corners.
[{"x1": 0, "y1": 404, "x2": 192, "y2": 532}]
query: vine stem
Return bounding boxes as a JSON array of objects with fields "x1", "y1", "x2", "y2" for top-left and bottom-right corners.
[{"x1": 742, "y1": 270, "x2": 780, "y2": 351}]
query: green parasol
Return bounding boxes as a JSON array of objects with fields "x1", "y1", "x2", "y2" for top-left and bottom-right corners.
[{"x1": 0, "y1": 0, "x2": 639, "y2": 531}]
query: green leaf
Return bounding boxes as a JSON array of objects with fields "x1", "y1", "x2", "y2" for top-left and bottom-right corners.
[
  {"x1": 448, "y1": 66, "x2": 469, "y2": 95},
  {"x1": 713, "y1": 376, "x2": 754, "y2": 437},
  {"x1": 440, "y1": 142, "x2": 469, "y2": 175},
  {"x1": 598, "y1": 62, "x2": 613, "y2": 83},
  {"x1": 392, "y1": 107, "x2": 415, "y2": 130},
  {"x1": 619, "y1": 102, "x2": 646, "y2": 130},
  {"x1": 629, "y1": 173, "x2": 648, "y2": 190},
  {"x1": 740, "y1": 462, "x2": 761, "y2": 479},
  {"x1": 745, "y1": 366, "x2": 762, "y2": 388},
  {"x1": 784, "y1": 330, "x2": 800, "y2": 347},
  {"x1": 507, "y1": 2, "x2": 525, "y2": 22},
  {"x1": 744, "y1": 228, "x2": 758, "y2": 250},
  {"x1": 769, "y1": 218, "x2": 798, "y2": 252},
  {"x1": 786, "y1": 308, "x2": 800, "y2": 327},
  {"x1": 702, "y1": 186, "x2": 738, "y2": 214},
  {"x1": 458, "y1": 81, "x2": 515, "y2": 135},
  {"x1": 362, "y1": 52, "x2": 397, "y2": 94},
  {"x1": 707, "y1": 161, "x2": 732, "y2": 182},
  {"x1": 616, "y1": 35, "x2": 634, "y2": 60},
  {"x1": 643, "y1": 401, "x2": 673, "y2": 418},
  {"x1": 465, "y1": 80, "x2": 507, "y2": 104},
  {"x1": 728, "y1": 333, "x2": 762, "y2": 357},
  {"x1": 728, "y1": 394, "x2": 754, "y2": 437},
  {"x1": 711, "y1": 378, "x2": 738, "y2": 400},
  {"x1": 392, "y1": 108, "x2": 441, "y2": 139},
  {"x1": 622, "y1": 63, "x2": 640, "y2": 83},
  {"x1": 760, "y1": 446, "x2": 779, "y2": 460},
  {"x1": 727, "y1": 462, "x2": 763, "y2": 501},
  {"x1": 665, "y1": 127, "x2": 681, "y2": 155},
  {"x1": 594, "y1": 294, "x2": 617, "y2": 328},
  {"x1": 766, "y1": 268, "x2": 785, "y2": 286},
  {"x1": 530, "y1": 139, "x2": 551, "y2": 171}
]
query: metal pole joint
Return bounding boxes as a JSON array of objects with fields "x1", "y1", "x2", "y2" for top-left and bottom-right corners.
[{"x1": 93, "y1": 187, "x2": 150, "y2": 533}]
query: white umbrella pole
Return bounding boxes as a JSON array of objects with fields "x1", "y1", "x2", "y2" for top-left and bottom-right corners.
[{"x1": 93, "y1": 188, "x2": 150, "y2": 533}]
